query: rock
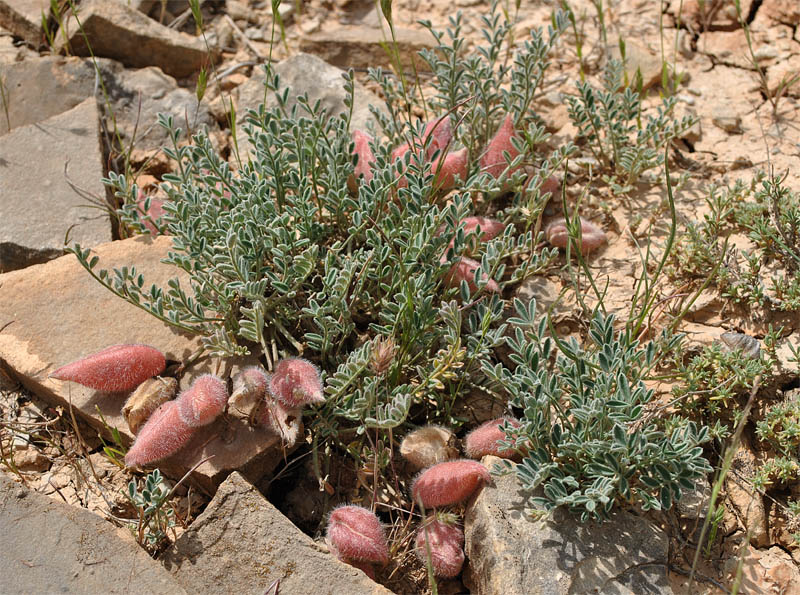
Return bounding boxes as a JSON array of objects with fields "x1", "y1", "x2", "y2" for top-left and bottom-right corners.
[
  {"x1": 728, "y1": 544, "x2": 800, "y2": 593},
  {"x1": 677, "y1": 478, "x2": 711, "y2": 519},
  {"x1": 0, "y1": 0, "x2": 47, "y2": 46},
  {"x1": 761, "y1": 0, "x2": 800, "y2": 25},
  {"x1": 0, "y1": 473, "x2": 186, "y2": 594},
  {"x1": 464, "y1": 456, "x2": 674, "y2": 594},
  {"x1": 0, "y1": 56, "x2": 96, "y2": 134},
  {"x1": 0, "y1": 55, "x2": 215, "y2": 149},
  {"x1": 672, "y1": 0, "x2": 755, "y2": 31},
  {"x1": 10, "y1": 445, "x2": 50, "y2": 471},
  {"x1": 102, "y1": 61, "x2": 216, "y2": 149},
  {"x1": 711, "y1": 106, "x2": 743, "y2": 133},
  {"x1": 609, "y1": 40, "x2": 663, "y2": 91},
  {"x1": 0, "y1": 98, "x2": 112, "y2": 272},
  {"x1": 56, "y1": 0, "x2": 213, "y2": 79},
  {"x1": 234, "y1": 53, "x2": 386, "y2": 162},
  {"x1": 299, "y1": 25, "x2": 434, "y2": 71},
  {"x1": 162, "y1": 472, "x2": 392, "y2": 594},
  {"x1": 767, "y1": 56, "x2": 800, "y2": 99},
  {"x1": 725, "y1": 440, "x2": 770, "y2": 547},
  {"x1": 0, "y1": 236, "x2": 285, "y2": 494}
]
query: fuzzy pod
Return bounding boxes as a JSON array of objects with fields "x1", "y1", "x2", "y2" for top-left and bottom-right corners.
[
  {"x1": 479, "y1": 114, "x2": 523, "y2": 181},
  {"x1": 176, "y1": 374, "x2": 229, "y2": 428},
  {"x1": 392, "y1": 116, "x2": 453, "y2": 164},
  {"x1": 326, "y1": 505, "x2": 390, "y2": 566},
  {"x1": 124, "y1": 400, "x2": 193, "y2": 467},
  {"x1": 258, "y1": 399, "x2": 302, "y2": 447},
  {"x1": 50, "y1": 344, "x2": 166, "y2": 392},
  {"x1": 464, "y1": 418, "x2": 521, "y2": 460},
  {"x1": 136, "y1": 190, "x2": 168, "y2": 236},
  {"x1": 400, "y1": 425, "x2": 458, "y2": 471},
  {"x1": 444, "y1": 257, "x2": 500, "y2": 294},
  {"x1": 123, "y1": 376, "x2": 178, "y2": 434},
  {"x1": 545, "y1": 217, "x2": 607, "y2": 255},
  {"x1": 412, "y1": 459, "x2": 491, "y2": 509},
  {"x1": 230, "y1": 366, "x2": 270, "y2": 412},
  {"x1": 351, "y1": 130, "x2": 377, "y2": 186},
  {"x1": 414, "y1": 518, "x2": 465, "y2": 578},
  {"x1": 269, "y1": 358, "x2": 324, "y2": 408},
  {"x1": 430, "y1": 147, "x2": 468, "y2": 193},
  {"x1": 459, "y1": 216, "x2": 506, "y2": 243}
]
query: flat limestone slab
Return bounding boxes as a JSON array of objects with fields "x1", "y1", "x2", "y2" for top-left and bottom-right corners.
[
  {"x1": 162, "y1": 472, "x2": 392, "y2": 595},
  {"x1": 0, "y1": 97, "x2": 112, "y2": 272},
  {"x1": 56, "y1": 0, "x2": 212, "y2": 79},
  {"x1": 0, "y1": 473, "x2": 187, "y2": 594},
  {"x1": 0, "y1": 0, "x2": 47, "y2": 46},
  {"x1": 0, "y1": 235, "x2": 284, "y2": 493},
  {"x1": 464, "y1": 456, "x2": 674, "y2": 595}
]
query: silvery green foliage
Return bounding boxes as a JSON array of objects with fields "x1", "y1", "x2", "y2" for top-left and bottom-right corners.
[
  {"x1": 484, "y1": 298, "x2": 712, "y2": 521},
  {"x1": 125, "y1": 469, "x2": 175, "y2": 547},
  {"x1": 566, "y1": 58, "x2": 697, "y2": 194},
  {"x1": 69, "y1": 12, "x2": 567, "y2": 435}
]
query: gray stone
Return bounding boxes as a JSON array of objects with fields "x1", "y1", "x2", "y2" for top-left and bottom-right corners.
[
  {"x1": 56, "y1": 0, "x2": 213, "y2": 79},
  {"x1": 0, "y1": 55, "x2": 215, "y2": 148},
  {"x1": 299, "y1": 25, "x2": 434, "y2": 71},
  {"x1": 464, "y1": 456, "x2": 673, "y2": 595},
  {"x1": 0, "y1": 56, "x2": 97, "y2": 134},
  {"x1": 234, "y1": 53, "x2": 386, "y2": 162},
  {"x1": 162, "y1": 472, "x2": 392, "y2": 595},
  {"x1": 0, "y1": 236, "x2": 285, "y2": 494},
  {"x1": 609, "y1": 40, "x2": 663, "y2": 91},
  {"x1": 0, "y1": 473, "x2": 186, "y2": 594},
  {"x1": 711, "y1": 107, "x2": 743, "y2": 133},
  {"x1": 0, "y1": 98, "x2": 111, "y2": 271},
  {"x1": 0, "y1": 0, "x2": 47, "y2": 46},
  {"x1": 677, "y1": 479, "x2": 711, "y2": 520}
]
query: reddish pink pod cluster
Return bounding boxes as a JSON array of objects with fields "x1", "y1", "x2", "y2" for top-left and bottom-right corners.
[
  {"x1": 545, "y1": 217, "x2": 607, "y2": 255},
  {"x1": 50, "y1": 344, "x2": 166, "y2": 393},
  {"x1": 480, "y1": 114, "x2": 524, "y2": 182},
  {"x1": 124, "y1": 374, "x2": 228, "y2": 467},
  {"x1": 392, "y1": 116, "x2": 467, "y2": 194},
  {"x1": 412, "y1": 459, "x2": 491, "y2": 509},
  {"x1": 458, "y1": 216, "x2": 506, "y2": 244},
  {"x1": 269, "y1": 358, "x2": 324, "y2": 408},
  {"x1": 464, "y1": 417, "x2": 521, "y2": 460},
  {"x1": 415, "y1": 518, "x2": 465, "y2": 578},
  {"x1": 392, "y1": 116, "x2": 453, "y2": 163},
  {"x1": 443, "y1": 256, "x2": 500, "y2": 294},
  {"x1": 176, "y1": 374, "x2": 229, "y2": 428},
  {"x1": 326, "y1": 505, "x2": 390, "y2": 567}
]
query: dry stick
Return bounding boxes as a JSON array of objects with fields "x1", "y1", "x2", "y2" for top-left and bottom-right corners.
[{"x1": 688, "y1": 374, "x2": 761, "y2": 590}]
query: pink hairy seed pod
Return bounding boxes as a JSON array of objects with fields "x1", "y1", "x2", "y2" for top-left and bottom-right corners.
[
  {"x1": 124, "y1": 400, "x2": 193, "y2": 467},
  {"x1": 412, "y1": 459, "x2": 491, "y2": 509},
  {"x1": 230, "y1": 366, "x2": 270, "y2": 412},
  {"x1": 347, "y1": 130, "x2": 377, "y2": 194},
  {"x1": 430, "y1": 147, "x2": 468, "y2": 193},
  {"x1": 400, "y1": 425, "x2": 458, "y2": 471},
  {"x1": 444, "y1": 257, "x2": 500, "y2": 294},
  {"x1": 257, "y1": 399, "x2": 302, "y2": 447},
  {"x1": 269, "y1": 358, "x2": 324, "y2": 408},
  {"x1": 326, "y1": 505, "x2": 390, "y2": 566},
  {"x1": 176, "y1": 374, "x2": 229, "y2": 428},
  {"x1": 136, "y1": 190, "x2": 168, "y2": 236},
  {"x1": 392, "y1": 116, "x2": 453, "y2": 163},
  {"x1": 415, "y1": 517, "x2": 465, "y2": 578},
  {"x1": 480, "y1": 114, "x2": 523, "y2": 181},
  {"x1": 50, "y1": 344, "x2": 166, "y2": 392},
  {"x1": 545, "y1": 217, "x2": 607, "y2": 255},
  {"x1": 464, "y1": 417, "x2": 522, "y2": 460},
  {"x1": 459, "y1": 216, "x2": 506, "y2": 244}
]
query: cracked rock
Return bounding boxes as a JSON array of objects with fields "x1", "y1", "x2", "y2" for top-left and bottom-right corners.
[{"x1": 464, "y1": 456, "x2": 674, "y2": 594}]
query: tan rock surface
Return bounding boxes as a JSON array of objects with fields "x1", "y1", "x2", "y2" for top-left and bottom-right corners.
[
  {"x1": 162, "y1": 472, "x2": 392, "y2": 595},
  {"x1": 0, "y1": 235, "x2": 284, "y2": 493}
]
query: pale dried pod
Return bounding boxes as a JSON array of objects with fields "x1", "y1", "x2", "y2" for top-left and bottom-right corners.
[
  {"x1": 400, "y1": 425, "x2": 458, "y2": 471},
  {"x1": 122, "y1": 376, "x2": 178, "y2": 434}
]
